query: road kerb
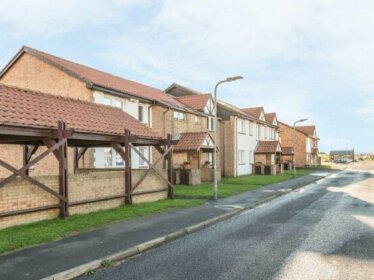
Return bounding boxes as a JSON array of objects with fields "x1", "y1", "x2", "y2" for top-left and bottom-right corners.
[{"x1": 43, "y1": 172, "x2": 334, "y2": 280}]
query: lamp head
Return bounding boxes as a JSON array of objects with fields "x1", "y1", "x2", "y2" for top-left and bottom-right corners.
[{"x1": 226, "y1": 76, "x2": 243, "y2": 82}]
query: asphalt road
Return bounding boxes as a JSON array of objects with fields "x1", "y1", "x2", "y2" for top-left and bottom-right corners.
[{"x1": 83, "y1": 165, "x2": 374, "y2": 280}]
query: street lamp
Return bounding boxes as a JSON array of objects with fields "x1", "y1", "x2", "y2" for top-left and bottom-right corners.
[
  {"x1": 293, "y1": 118, "x2": 308, "y2": 177},
  {"x1": 213, "y1": 76, "x2": 243, "y2": 200}
]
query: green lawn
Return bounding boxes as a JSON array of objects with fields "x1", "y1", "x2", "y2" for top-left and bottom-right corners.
[
  {"x1": 174, "y1": 169, "x2": 313, "y2": 200},
  {"x1": 0, "y1": 199, "x2": 202, "y2": 255}
]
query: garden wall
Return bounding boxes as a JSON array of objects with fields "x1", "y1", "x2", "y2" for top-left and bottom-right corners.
[{"x1": 0, "y1": 169, "x2": 168, "y2": 229}]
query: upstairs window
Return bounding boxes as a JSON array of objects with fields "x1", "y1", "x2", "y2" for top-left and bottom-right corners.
[
  {"x1": 174, "y1": 111, "x2": 186, "y2": 120},
  {"x1": 237, "y1": 119, "x2": 245, "y2": 134},
  {"x1": 138, "y1": 106, "x2": 144, "y2": 122},
  {"x1": 208, "y1": 116, "x2": 215, "y2": 131}
]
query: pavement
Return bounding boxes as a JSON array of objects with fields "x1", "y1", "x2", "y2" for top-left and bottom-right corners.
[
  {"x1": 0, "y1": 170, "x2": 332, "y2": 280},
  {"x1": 80, "y1": 164, "x2": 374, "y2": 280}
]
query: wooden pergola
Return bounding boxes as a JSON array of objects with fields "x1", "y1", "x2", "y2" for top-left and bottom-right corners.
[{"x1": 0, "y1": 121, "x2": 176, "y2": 219}]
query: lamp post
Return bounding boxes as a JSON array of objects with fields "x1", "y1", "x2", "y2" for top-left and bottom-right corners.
[
  {"x1": 213, "y1": 76, "x2": 243, "y2": 200},
  {"x1": 293, "y1": 118, "x2": 308, "y2": 177}
]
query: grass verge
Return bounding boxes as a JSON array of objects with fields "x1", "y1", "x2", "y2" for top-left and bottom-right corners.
[
  {"x1": 0, "y1": 199, "x2": 203, "y2": 255},
  {"x1": 174, "y1": 169, "x2": 313, "y2": 199}
]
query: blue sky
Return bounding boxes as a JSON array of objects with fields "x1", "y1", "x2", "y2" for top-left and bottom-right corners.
[{"x1": 0, "y1": 0, "x2": 373, "y2": 152}]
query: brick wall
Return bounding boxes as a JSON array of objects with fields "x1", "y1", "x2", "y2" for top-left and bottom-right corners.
[
  {"x1": 221, "y1": 117, "x2": 236, "y2": 177},
  {"x1": 0, "y1": 169, "x2": 167, "y2": 229},
  {"x1": 0, "y1": 52, "x2": 96, "y2": 177},
  {"x1": 0, "y1": 53, "x2": 93, "y2": 101},
  {"x1": 279, "y1": 123, "x2": 306, "y2": 167}
]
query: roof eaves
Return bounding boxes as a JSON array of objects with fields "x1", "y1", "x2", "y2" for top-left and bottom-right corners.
[{"x1": 0, "y1": 46, "x2": 26, "y2": 78}]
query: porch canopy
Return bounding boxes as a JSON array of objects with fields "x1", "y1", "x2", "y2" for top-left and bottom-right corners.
[
  {"x1": 254, "y1": 140, "x2": 282, "y2": 155},
  {"x1": 0, "y1": 84, "x2": 176, "y2": 218},
  {"x1": 173, "y1": 132, "x2": 216, "y2": 168}
]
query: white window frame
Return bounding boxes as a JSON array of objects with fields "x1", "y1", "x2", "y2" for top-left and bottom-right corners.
[
  {"x1": 237, "y1": 119, "x2": 245, "y2": 134},
  {"x1": 208, "y1": 116, "x2": 214, "y2": 131},
  {"x1": 174, "y1": 111, "x2": 186, "y2": 121},
  {"x1": 238, "y1": 150, "x2": 245, "y2": 164}
]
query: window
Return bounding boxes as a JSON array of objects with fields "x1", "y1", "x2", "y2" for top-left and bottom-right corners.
[
  {"x1": 208, "y1": 116, "x2": 215, "y2": 131},
  {"x1": 194, "y1": 116, "x2": 200, "y2": 124},
  {"x1": 265, "y1": 127, "x2": 269, "y2": 139},
  {"x1": 115, "y1": 152, "x2": 124, "y2": 166},
  {"x1": 138, "y1": 106, "x2": 144, "y2": 122},
  {"x1": 249, "y1": 122, "x2": 253, "y2": 135},
  {"x1": 103, "y1": 97, "x2": 111, "y2": 106},
  {"x1": 237, "y1": 119, "x2": 245, "y2": 134},
  {"x1": 112, "y1": 100, "x2": 122, "y2": 109},
  {"x1": 257, "y1": 125, "x2": 262, "y2": 139},
  {"x1": 174, "y1": 111, "x2": 186, "y2": 120},
  {"x1": 138, "y1": 147, "x2": 146, "y2": 167},
  {"x1": 238, "y1": 150, "x2": 245, "y2": 164},
  {"x1": 103, "y1": 148, "x2": 113, "y2": 167},
  {"x1": 249, "y1": 151, "x2": 252, "y2": 164}
]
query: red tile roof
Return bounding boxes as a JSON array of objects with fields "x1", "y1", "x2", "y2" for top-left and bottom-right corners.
[
  {"x1": 9, "y1": 46, "x2": 189, "y2": 110},
  {"x1": 0, "y1": 84, "x2": 161, "y2": 139},
  {"x1": 255, "y1": 141, "x2": 282, "y2": 154},
  {"x1": 296, "y1": 125, "x2": 316, "y2": 136},
  {"x1": 176, "y1": 94, "x2": 211, "y2": 111},
  {"x1": 265, "y1": 112, "x2": 276, "y2": 123},
  {"x1": 281, "y1": 146, "x2": 294, "y2": 155},
  {"x1": 241, "y1": 107, "x2": 264, "y2": 119},
  {"x1": 174, "y1": 132, "x2": 215, "y2": 151}
]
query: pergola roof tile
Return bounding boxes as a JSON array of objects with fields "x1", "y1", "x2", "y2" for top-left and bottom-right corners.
[
  {"x1": 174, "y1": 132, "x2": 214, "y2": 151},
  {"x1": 0, "y1": 84, "x2": 161, "y2": 139},
  {"x1": 255, "y1": 140, "x2": 282, "y2": 154}
]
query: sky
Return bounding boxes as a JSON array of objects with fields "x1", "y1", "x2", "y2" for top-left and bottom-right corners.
[{"x1": 0, "y1": 0, "x2": 373, "y2": 153}]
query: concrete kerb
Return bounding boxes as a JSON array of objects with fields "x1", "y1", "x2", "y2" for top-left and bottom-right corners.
[{"x1": 43, "y1": 171, "x2": 336, "y2": 280}]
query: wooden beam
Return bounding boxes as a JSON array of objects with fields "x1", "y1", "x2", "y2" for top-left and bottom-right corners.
[
  {"x1": 131, "y1": 145, "x2": 173, "y2": 193},
  {"x1": 58, "y1": 121, "x2": 69, "y2": 218},
  {"x1": 73, "y1": 147, "x2": 88, "y2": 173},
  {"x1": 0, "y1": 138, "x2": 67, "y2": 189},
  {"x1": 23, "y1": 144, "x2": 39, "y2": 176},
  {"x1": 124, "y1": 129, "x2": 132, "y2": 204},
  {"x1": 167, "y1": 134, "x2": 174, "y2": 199},
  {"x1": 0, "y1": 159, "x2": 67, "y2": 201}
]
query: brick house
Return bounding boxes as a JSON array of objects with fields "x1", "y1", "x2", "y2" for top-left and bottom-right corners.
[
  {"x1": 166, "y1": 84, "x2": 281, "y2": 177},
  {"x1": 240, "y1": 107, "x2": 282, "y2": 174},
  {"x1": 278, "y1": 122, "x2": 319, "y2": 167},
  {"x1": 0, "y1": 46, "x2": 212, "y2": 179},
  {"x1": 164, "y1": 83, "x2": 221, "y2": 184}
]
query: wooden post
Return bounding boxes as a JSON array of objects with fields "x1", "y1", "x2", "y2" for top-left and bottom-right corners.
[
  {"x1": 124, "y1": 129, "x2": 132, "y2": 204},
  {"x1": 58, "y1": 121, "x2": 69, "y2": 218},
  {"x1": 23, "y1": 144, "x2": 39, "y2": 176},
  {"x1": 73, "y1": 147, "x2": 78, "y2": 174},
  {"x1": 23, "y1": 145, "x2": 29, "y2": 176},
  {"x1": 167, "y1": 133, "x2": 174, "y2": 199}
]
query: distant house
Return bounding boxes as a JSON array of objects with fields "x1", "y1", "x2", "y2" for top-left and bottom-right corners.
[
  {"x1": 241, "y1": 107, "x2": 282, "y2": 175},
  {"x1": 330, "y1": 150, "x2": 355, "y2": 161},
  {"x1": 278, "y1": 122, "x2": 319, "y2": 167}
]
